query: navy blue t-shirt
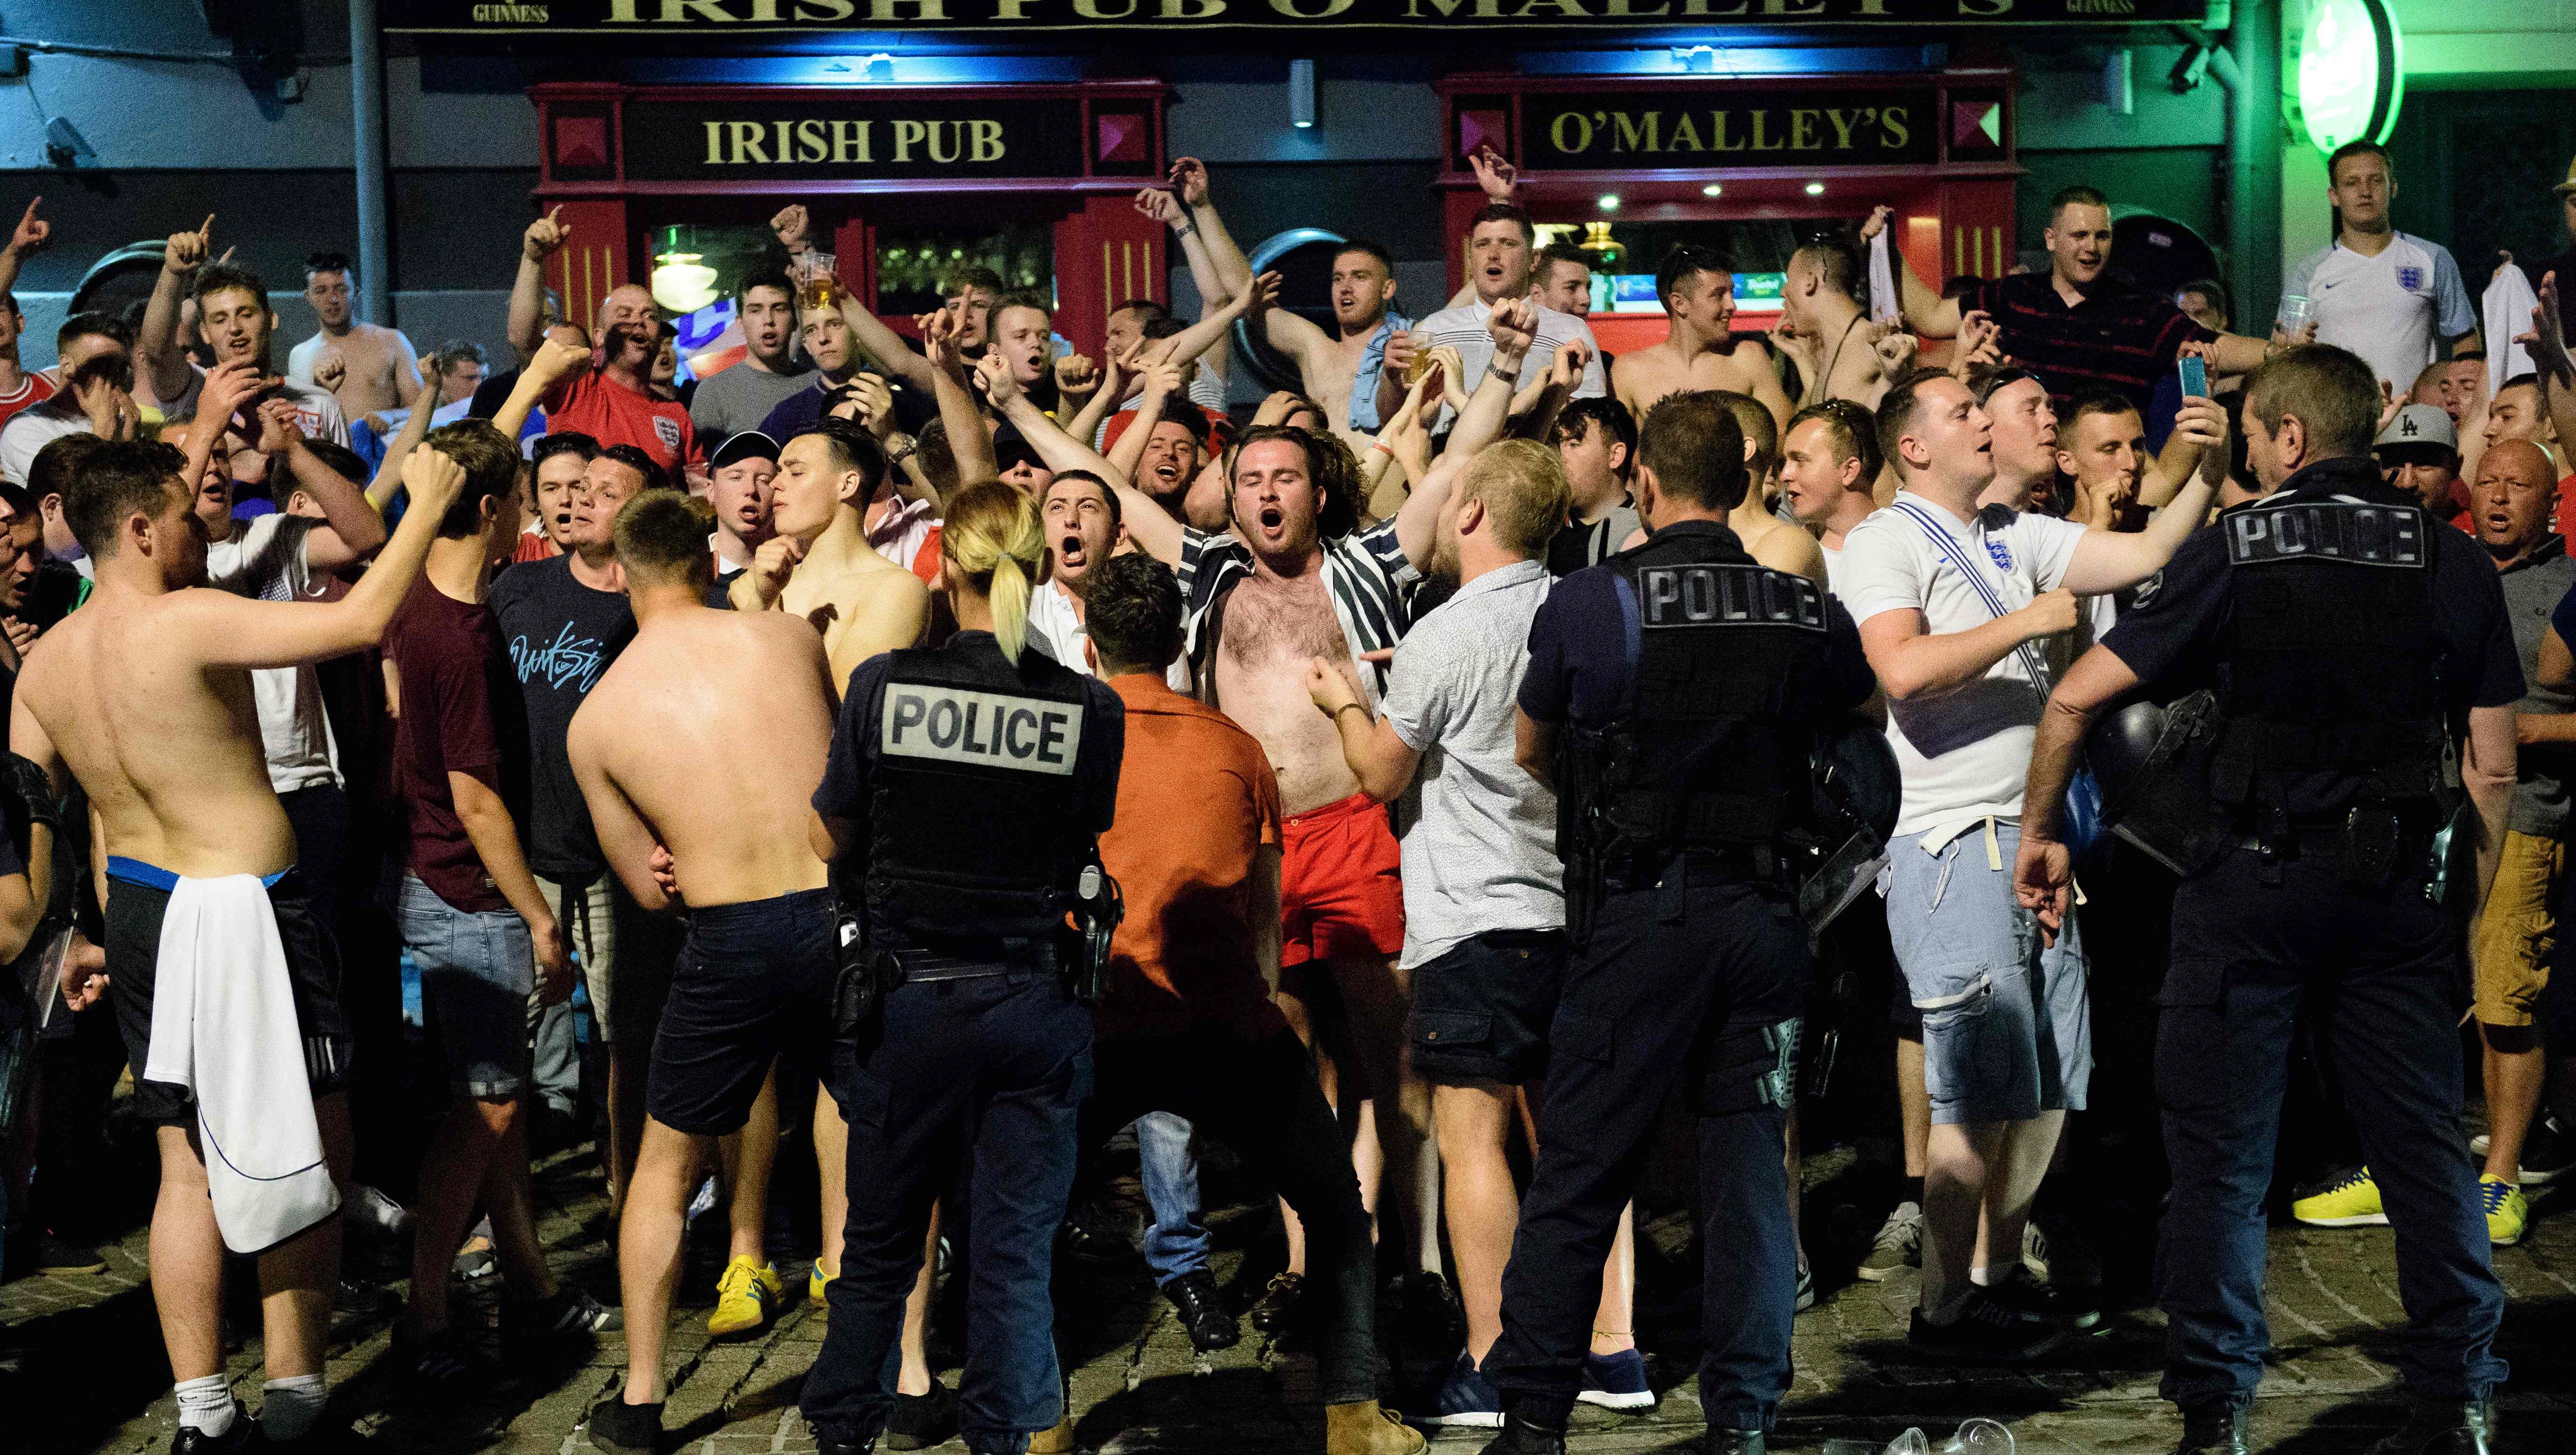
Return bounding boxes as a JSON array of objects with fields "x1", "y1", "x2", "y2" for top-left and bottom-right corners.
[
  {"x1": 1518, "y1": 521, "x2": 1877, "y2": 731},
  {"x1": 813, "y1": 631, "x2": 1125, "y2": 954}
]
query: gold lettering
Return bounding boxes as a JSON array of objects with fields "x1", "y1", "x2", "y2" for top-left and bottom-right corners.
[
  {"x1": 1273, "y1": 0, "x2": 1354, "y2": 13},
  {"x1": 1957, "y1": 0, "x2": 2009, "y2": 12},
  {"x1": 926, "y1": 119, "x2": 962, "y2": 164},
  {"x1": 1405, "y1": 0, "x2": 1503, "y2": 15},
  {"x1": 891, "y1": 119, "x2": 925, "y2": 162},
  {"x1": 1603, "y1": 0, "x2": 1669, "y2": 12},
  {"x1": 1750, "y1": 110, "x2": 1786, "y2": 150},
  {"x1": 1881, "y1": 105, "x2": 1911, "y2": 148},
  {"x1": 1711, "y1": 110, "x2": 1748, "y2": 151},
  {"x1": 1611, "y1": 111, "x2": 1659, "y2": 153},
  {"x1": 795, "y1": 0, "x2": 856, "y2": 15},
  {"x1": 1160, "y1": 0, "x2": 1224, "y2": 14},
  {"x1": 796, "y1": 119, "x2": 828, "y2": 162},
  {"x1": 970, "y1": 118, "x2": 1005, "y2": 163},
  {"x1": 657, "y1": 0, "x2": 738, "y2": 16},
  {"x1": 774, "y1": 120, "x2": 794, "y2": 163},
  {"x1": 992, "y1": 0, "x2": 1038, "y2": 13},
  {"x1": 1790, "y1": 109, "x2": 1821, "y2": 149},
  {"x1": 607, "y1": 0, "x2": 642, "y2": 16},
  {"x1": 1825, "y1": 108, "x2": 1863, "y2": 148},
  {"x1": 1853, "y1": 0, "x2": 1888, "y2": 9},
  {"x1": 1666, "y1": 112, "x2": 1702, "y2": 151},
  {"x1": 1549, "y1": 111, "x2": 1594, "y2": 154},
  {"x1": 868, "y1": 0, "x2": 946, "y2": 15},
  {"x1": 833, "y1": 119, "x2": 871, "y2": 162},
  {"x1": 728, "y1": 120, "x2": 770, "y2": 163},
  {"x1": 1073, "y1": 0, "x2": 1136, "y2": 14},
  {"x1": 1515, "y1": 0, "x2": 1589, "y2": 14},
  {"x1": 704, "y1": 121, "x2": 725, "y2": 165}
]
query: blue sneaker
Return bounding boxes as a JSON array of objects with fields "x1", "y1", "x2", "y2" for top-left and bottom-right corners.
[
  {"x1": 1576, "y1": 1348, "x2": 1654, "y2": 1410},
  {"x1": 1412, "y1": 1353, "x2": 1505, "y2": 1428}
]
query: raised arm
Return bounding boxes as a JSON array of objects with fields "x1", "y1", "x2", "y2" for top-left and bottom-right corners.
[
  {"x1": 1877, "y1": 205, "x2": 1962, "y2": 339},
  {"x1": 985, "y1": 355, "x2": 1126, "y2": 487},
  {"x1": 1140, "y1": 187, "x2": 1237, "y2": 388},
  {"x1": 1153, "y1": 271, "x2": 1279, "y2": 380},
  {"x1": 2060, "y1": 399, "x2": 2225, "y2": 595},
  {"x1": 257, "y1": 398, "x2": 387, "y2": 575},
  {"x1": 369, "y1": 362, "x2": 444, "y2": 510},
  {"x1": 508, "y1": 206, "x2": 570, "y2": 363},
  {"x1": 182, "y1": 362, "x2": 264, "y2": 510},
  {"x1": 1060, "y1": 343, "x2": 1134, "y2": 448},
  {"x1": 140, "y1": 215, "x2": 215, "y2": 405},
  {"x1": 2523, "y1": 274, "x2": 2576, "y2": 455},
  {"x1": 1394, "y1": 298, "x2": 1534, "y2": 569},
  {"x1": 168, "y1": 443, "x2": 469, "y2": 669},
  {"x1": 491, "y1": 337, "x2": 590, "y2": 442},
  {"x1": 922, "y1": 309, "x2": 999, "y2": 490},
  {"x1": 1170, "y1": 158, "x2": 1252, "y2": 300},
  {"x1": 0, "y1": 199, "x2": 49, "y2": 316},
  {"x1": 1105, "y1": 355, "x2": 1183, "y2": 484}
]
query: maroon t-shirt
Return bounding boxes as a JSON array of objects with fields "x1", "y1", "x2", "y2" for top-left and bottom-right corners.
[{"x1": 386, "y1": 577, "x2": 524, "y2": 914}]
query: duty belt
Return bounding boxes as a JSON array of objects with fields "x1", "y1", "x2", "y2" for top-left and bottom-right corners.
[{"x1": 886, "y1": 943, "x2": 1058, "y2": 984}]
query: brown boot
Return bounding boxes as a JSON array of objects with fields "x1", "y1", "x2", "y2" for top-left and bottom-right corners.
[
  {"x1": 1325, "y1": 1400, "x2": 1426, "y2": 1455},
  {"x1": 1026, "y1": 1415, "x2": 1078, "y2": 1455}
]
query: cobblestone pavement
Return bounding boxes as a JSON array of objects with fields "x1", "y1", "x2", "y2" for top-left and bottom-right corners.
[{"x1": 6, "y1": 1139, "x2": 2570, "y2": 1455}]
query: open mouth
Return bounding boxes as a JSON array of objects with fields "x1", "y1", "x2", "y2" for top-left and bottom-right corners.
[
  {"x1": 1150, "y1": 460, "x2": 1181, "y2": 487},
  {"x1": 1058, "y1": 532, "x2": 1087, "y2": 566},
  {"x1": 1259, "y1": 505, "x2": 1285, "y2": 531}
]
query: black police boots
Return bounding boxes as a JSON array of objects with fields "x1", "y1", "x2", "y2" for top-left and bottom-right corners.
[
  {"x1": 1162, "y1": 1269, "x2": 1243, "y2": 1353},
  {"x1": 2365, "y1": 1398, "x2": 2497, "y2": 1455},
  {"x1": 2172, "y1": 1395, "x2": 2251, "y2": 1455},
  {"x1": 1473, "y1": 1415, "x2": 1566, "y2": 1455}
]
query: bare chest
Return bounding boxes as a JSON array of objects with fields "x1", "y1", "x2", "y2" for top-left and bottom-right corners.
[{"x1": 1220, "y1": 575, "x2": 1348, "y2": 669}]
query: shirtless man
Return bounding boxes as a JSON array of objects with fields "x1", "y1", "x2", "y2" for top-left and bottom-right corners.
[
  {"x1": 569, "y1": 491, "x2": 843, "y2": 1455},
  {"x1": 287, "y1": 252, "x2": 423, "y2": 423},
  {"x1": 1771, "y1": 239, "x2": 1901, "y2": 409},
  {"x1": 1107, "y1": 298, "x2": 1536, "y2": 1322},
  {"x1": 15, "y1": 437, "x2": 463, "y2": 1449},
  {"x1": 732, "y1": 422, "x2": 931, "y2": 688},
  {"x1": 1615, "y1": 246, "x2": 1794, "y2": 438},
  {"x1": 1709, "y1": 390, "x2": 1827, "y2": 583}
]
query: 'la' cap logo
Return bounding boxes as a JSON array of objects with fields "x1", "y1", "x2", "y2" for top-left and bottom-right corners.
[{"x1": 2400, "y1": 414, "x2": 2420, "y2": 437}]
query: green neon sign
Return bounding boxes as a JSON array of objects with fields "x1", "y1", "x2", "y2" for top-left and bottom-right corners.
[{"x1": 2299, "y1": 0, "x2": 2404, "y2": 153}]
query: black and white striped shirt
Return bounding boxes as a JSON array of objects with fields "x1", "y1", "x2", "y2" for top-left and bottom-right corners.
[{"x1": 1177, "y1": 520, "x2": 1419, "y2": 700}]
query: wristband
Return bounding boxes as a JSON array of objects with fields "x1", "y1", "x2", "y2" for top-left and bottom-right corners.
[
  {"x1": 1369, "y1": 440, "x2": 1394, "y2": 456},
  {"x1": 5, "y1": 753, "x2": 59, "y2": 838},
  {"x1": 1332, "y1": 702, "x2": 1370, "y2": 723},
  {"x1": 1172, "y1": 222, "x2": 1197, "y2": 238}
]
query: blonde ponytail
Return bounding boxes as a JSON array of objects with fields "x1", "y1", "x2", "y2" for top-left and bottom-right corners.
[{"x1": 941, "y1": 483, "x2": 1047, "y2": 667}]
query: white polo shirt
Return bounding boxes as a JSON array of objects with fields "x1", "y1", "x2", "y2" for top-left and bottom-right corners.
[
  {"x1": 1834, "y1": 494, "x2": 2087, "y2": 838},
  {"x1": 2286, "y1": 232, "x2": 2478, "y2": 401}
]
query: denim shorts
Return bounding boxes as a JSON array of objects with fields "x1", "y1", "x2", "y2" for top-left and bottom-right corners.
[
  {"x1": 649, "y1": 888, "x2": 836, "y2": 1136},
  {"x1": 399, "y1": 875, "x2": 536, "y2": 1100},
  {"x1": 1882, "y1": 820, "x2": 2089, "y2": 1126},
  {"x1": 1406, "y1": 928, "x2": 1568, "y2": 1086}
]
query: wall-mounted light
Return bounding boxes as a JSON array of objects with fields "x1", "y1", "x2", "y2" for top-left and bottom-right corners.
[
  {"x1": 1804, "y1": 182, "x2": 1826, "y2": 197},
  {"x1": 1670, "y1": 45, "x2": 1719, "y2": 75},
  {"x1": 2299, "y1": 0, "x2": 2403, "y2": 151},
  {"x1": 1289, "y1": 59, "x2": 1316, "y2": 130},
  {"x1": 820, "y1": 53, "x2": 897, "y2": 82},
  {"x1": 2102, "y1": 48, "x2": 2135, "y2": 115},
  {"x1": 1597, "y1": 194, "x2": 1621, "y2": 212},
  {"x1": 651, "y1": 226, "x2": 720, "y2": 314},
  {"x1": 1702, "y1": 183, "x2": 1724, "y2": 197}
]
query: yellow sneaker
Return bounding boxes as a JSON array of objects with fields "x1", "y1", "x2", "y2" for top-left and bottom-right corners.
[
  {"x1": 2292, "y1": 1167, "x2": 2388, "y2": 1227},
  {"x1": 2482, "y1": 1174, "x2": 2528, "y2": 1247},
  {"x1": 810, "y1": 1258, "x2": 834, "y2": 1302},
  {"x1": 708, "y1": 1255, "x2": 781, "y2": 1338}
]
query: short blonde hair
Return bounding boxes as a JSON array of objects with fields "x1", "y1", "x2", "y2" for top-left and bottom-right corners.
[
  {"x1": 1457, "y1": 439, "x2": 1573, "y2": 557},
  {"x1": 941, "y1": 483, "x2": 1046, "y2": 666}
]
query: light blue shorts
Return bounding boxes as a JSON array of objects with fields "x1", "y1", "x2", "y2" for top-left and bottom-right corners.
[
  {"x1": 400, "y1": 874, "x2": 536, "y2": 1100},
  {"x1": 1882, "y1": 819, "x2": 2090, "y2": 1127}
]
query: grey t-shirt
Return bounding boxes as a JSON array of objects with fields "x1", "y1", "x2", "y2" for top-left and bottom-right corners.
[
  {"x1": 689, "y1": 360, "x2": 815, "y2": 444},
  {"x1": 1379, "y1": 558, "x2": 1564, "y2": 967},
  {"x1": 2499, "y1": 540, "x2": 2576, "y2": 835}
]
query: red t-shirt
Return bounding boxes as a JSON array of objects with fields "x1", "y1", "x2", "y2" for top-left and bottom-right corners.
[
  {"x1": 386, "y1": 578, "x2": 522, "y2": 914},
  {"x1": 542, "y1": 369, "x2": 701, "y2": 477},
  {"x1": 0, "y1": 371, "x2": 56, "y2": 435},
  {"x1": 512, "y1": 529, "x2": 561, "y2": 565}
]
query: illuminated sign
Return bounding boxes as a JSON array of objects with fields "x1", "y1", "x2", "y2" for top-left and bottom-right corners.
[
  {"x1": 1533, "y1": 90, "x2": 1935, "y2": 167},
  {"x1": 598, "y1": 96, "x2": 1098, "y2": 180},
  {"x1": 2297, "y1": 0, "x2": 2402, "y2": 153},
  {"x1": 397, "y1": 0, "x2": 2209, "y2": 35}
]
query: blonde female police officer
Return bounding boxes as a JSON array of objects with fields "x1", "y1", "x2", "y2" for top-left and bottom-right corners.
[{"x1": 800, "y1": 469, "x2": 1125, "y2": 1455}]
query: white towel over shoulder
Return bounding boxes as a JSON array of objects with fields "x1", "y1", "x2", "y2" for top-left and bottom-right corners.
[
  {"x1": 142, "y1": 873, "x2": 339, "y2": 1252},
  {"x1": 2484, "y1": 263, "x2": 2540, "y2": 394}
]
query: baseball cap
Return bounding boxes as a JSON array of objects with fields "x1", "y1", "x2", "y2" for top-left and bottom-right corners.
[
  {"x1": 708, "y1": 431, "x2": 780, "y2": 472},
  {"x1": 2371, "y1": 403, "x2": 2458, "y2": 459},
  {"x1": 2555, "y1": 154, "x2": 2576, "y2": 197}
]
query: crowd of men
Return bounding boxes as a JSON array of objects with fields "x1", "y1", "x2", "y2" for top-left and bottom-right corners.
[{"x1": 0, "y1": 134, "x2": 2560, "y2": 1455}]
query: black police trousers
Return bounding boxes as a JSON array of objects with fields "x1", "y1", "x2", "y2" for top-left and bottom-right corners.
[
  {"x1": 2157, "y1": 846, "x2": 2506, "y2": 1408},
  {"x1": 1080, "y1": 1025, "x2": 1379, "y2": 1404},
  {"x1": 802, "y1": 967, "x2": 1092, "y2": 1455},
  {"x1": 1484, "y1": 874, "x2": 1811, "y2": 1433}
]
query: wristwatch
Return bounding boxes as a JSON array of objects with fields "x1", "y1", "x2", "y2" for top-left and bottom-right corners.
[{"x1": 884, "y1": 433, "x2": 921, "y2": 465}]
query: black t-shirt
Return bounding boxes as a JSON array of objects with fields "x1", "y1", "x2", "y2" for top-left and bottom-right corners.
[
  {"x1": 488, "y1": 555, "x2": 636, "y2": 879},
  {"x1": 2100, "y1": 457, "x2": 2524, "y2": 814}
]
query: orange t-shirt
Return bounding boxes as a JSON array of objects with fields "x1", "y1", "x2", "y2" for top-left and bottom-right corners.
[{"x1": 1094, "y1": 672, "x2": 1287, "y2": 1042}]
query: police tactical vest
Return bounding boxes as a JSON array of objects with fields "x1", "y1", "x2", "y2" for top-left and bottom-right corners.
[
  {"x1": 2212, "y1": 495, "x2": 2451, "y2": 818},
  {"x1": 867, "y1": 644, "x2": 1095, "y2": 946},
  {"x1": 1568, "y1": 532, "x2": 1832, "y2": 865}
]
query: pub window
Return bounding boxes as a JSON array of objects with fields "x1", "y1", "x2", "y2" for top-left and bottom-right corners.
[
  {"x1": 875, "y1": 221, "x2": 1053, "y2": 318},
  {"x1": 1536, "y1": 216, "x2": 1860, "y2": 327},
  {"x1": 643, "y1": 222, "x2": 787, "y2": 317}
]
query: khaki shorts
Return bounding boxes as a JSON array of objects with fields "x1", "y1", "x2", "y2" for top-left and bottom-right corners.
[
  {"x1": 2472, "y1": 829, "x2": 2563, "y2": 1029},
  {"x1": 534, "y1": 871, "x2": 680, "y2": 1046}
]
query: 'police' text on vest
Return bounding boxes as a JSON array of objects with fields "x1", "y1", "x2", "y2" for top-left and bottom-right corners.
[
  {"x1": 2224, "y1": 501, "x2": 2426, "y2": 570},
  {"x1": 881, "y1": 683, "x2": 1084, "y2": 776},
  {"x1": 1638, "y1": 564, "x2": 1828, "y2": 631}
]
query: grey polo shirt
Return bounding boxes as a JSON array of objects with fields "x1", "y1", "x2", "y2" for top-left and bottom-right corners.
[{"x1": 2498, "y1": 536, "x2": 2576, "y2": 836}]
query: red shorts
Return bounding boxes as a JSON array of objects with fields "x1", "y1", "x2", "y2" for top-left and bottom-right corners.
[{"x1": 1280, "y1": 791, "x2": 1405, "y2": 967}]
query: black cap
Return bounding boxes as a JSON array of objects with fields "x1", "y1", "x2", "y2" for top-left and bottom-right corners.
[{"x1": 709, "y1": 431, "x2": 781, "y2": 472}]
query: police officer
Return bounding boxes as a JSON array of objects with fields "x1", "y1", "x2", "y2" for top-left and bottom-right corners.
[
  {"x1": 799, "y1": 481, "x2": 1126, "y2": 1455},
  {"x1": 1484, "y1": 392, "x2": 1876, "y2": 1455},
  {"x1": 2015, "y1": 346, "x2": 2510, "y2": 1455}
]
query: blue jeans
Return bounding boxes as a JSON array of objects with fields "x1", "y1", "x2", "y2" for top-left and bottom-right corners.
[
  {"x1": 397, "y1": 875, "x2": 535, "y2": 1100},
  {"x1": 804, "y1": 968, "x2": 1091, "y2": 1455},
  {"x1": 2158, "y1": 847, "x2": 2506, "y2": 1408},
  {"x1": 1136, "y1": 1112, "x2": 1208, "y2": 1284}
]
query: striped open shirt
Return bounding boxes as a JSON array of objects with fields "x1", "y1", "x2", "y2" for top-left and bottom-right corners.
[{"x1": 1176, "y1": 520, "x2": 1419, "y2": 701}]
